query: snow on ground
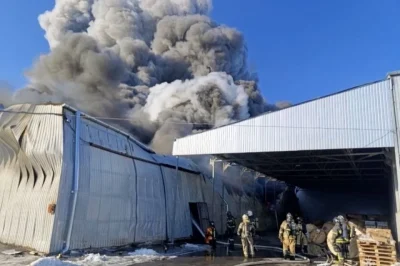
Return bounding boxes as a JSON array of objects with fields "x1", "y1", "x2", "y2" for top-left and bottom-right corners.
[
  {"x1": 128, "y1": 248, "x2": 160, "y2": 256},
  {"x1": 2, "y1": 244, "x2": 206, "y2": 266},
  {"x1": 28, "y1": 248, "x2": 184, "y2": 266},
  {"x1": 180, "y1": 243, "x2": 209, "y2": 251},
  {"x1": 30, "y1": 258, "x2": 77, "y2": 266}
]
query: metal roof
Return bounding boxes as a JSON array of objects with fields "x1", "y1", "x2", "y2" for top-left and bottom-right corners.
[
  {"x1": 171, "y1": 77, "x2": 397, "y2": 192},
  {"x1": 62, "y1": 104, "x2": 156, "y2": 154},
  {"x1": 173, "y1": 79, "x2": 394, "y2": 156}
]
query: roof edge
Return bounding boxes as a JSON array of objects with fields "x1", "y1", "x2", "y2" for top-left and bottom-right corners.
[
  {"x1": 62, "y1": 105, "x2": 156, "y2": 154},
  {"x1": 387, "y1": 70, "x2": 400, "y2": 79}
]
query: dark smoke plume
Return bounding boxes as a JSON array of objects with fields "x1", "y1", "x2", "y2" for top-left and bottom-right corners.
[{"x1": 6, "y1": 0, "x2": 290, "y2": 154}]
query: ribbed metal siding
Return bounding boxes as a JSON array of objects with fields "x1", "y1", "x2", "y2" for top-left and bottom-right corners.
[
  {"x1": 391, "y1": 75, "x2": 400, "y2": 137},
  {"x1": 47, "y1": 105, "x2": 271, "y2": 251},
  {"x1": 79, "y1": 116, "x2": 155, "y2": 162},
  {"x1": 69, "y1": 145, "x2": 137, "y2": 249},
  {"x1": 173, "y1": 80, "x2": 394, "y2": 155},
  {"x1": 162, "y1": 167, "x2": 204, "y2": 239},
  {"x1": 0, "y1": 104, "x2": 64, "y2": 253},
  {"x1": 134, "y1": 161, "x2": 165, "y2": 243},
  {"x1": 50, "y1": 109, "x2": 75, "y2": 253}
]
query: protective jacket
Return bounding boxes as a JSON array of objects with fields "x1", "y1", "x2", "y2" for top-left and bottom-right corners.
[
  {"x1": 330, "y1": 223, "x2": 354, "y2": 244},
  {"x1": 329, "y1": 223, "x2": 354, "y2": 263},
  {"x1": 296, "y1": 222, "x2": 308, "y2": 245},
  {"x1": 279, "y1": 220, "x2": 297, "y2": 259},
  {"x1": 279, "y1": 220, "x2": 297, "y2": 240},
  {"x1": 205, "y1": 226, "x2": 216, "y2": 244},
  {"x1": 227, "y1": 217, "x2": 236, "y2": 232},
  {"x1": 238, "y1": 220, "x2": 255, "y2": 257}
]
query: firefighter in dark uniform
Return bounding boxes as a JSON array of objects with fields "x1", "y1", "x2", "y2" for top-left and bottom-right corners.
[
  {"x1": 205, "y1": 221, "x2": 217, "y2": 251},
  {"x1": 329, "y1": 215, "x2": 354, "y2": 265},
  {"x1": 295, "y1": 216, "x2": 308, "y2": 254},
  {"x1": 226, "y1": 211, "x2": 236, "y2": 250}
]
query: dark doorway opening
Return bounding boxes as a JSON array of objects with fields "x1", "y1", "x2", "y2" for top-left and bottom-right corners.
[{"x1": 189, "y1": 202, "x2": 210, "y2": 241}]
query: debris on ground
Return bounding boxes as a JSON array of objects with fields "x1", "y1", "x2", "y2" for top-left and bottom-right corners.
[{"x1": 1, "y1": 249, "x2": 23, "y2": 256}]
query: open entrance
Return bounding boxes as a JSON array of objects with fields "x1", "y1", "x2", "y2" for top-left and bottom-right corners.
[{"x1": 189, "y1": 202, "x2": 209, "y2": 240}]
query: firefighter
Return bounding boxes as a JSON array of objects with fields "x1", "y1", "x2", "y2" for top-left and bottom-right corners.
[
  {"x1": 226, "y1": 211, "x2": 236, "y2": 250},
  {"x1": 329, "y1": 215, "x2": 354, "y2": 265},
  {"x1": 279, "y1": 213, "x2": 297, "y2": 260},
  {"x1": 247, "y1": 210, "x2": 259, "y2": 233},
  {"x1": 205, "y1": 221, "x2": 217, "y2": 251},
  {"x1": 295, "y1": 216, "x2": 308, "y2": 254},
  {"x1": 238, "y1": 214, "x2": 256, "y2": 258}
]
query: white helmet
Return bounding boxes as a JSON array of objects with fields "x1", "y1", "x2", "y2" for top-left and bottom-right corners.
[
  {"x1": 242, "y1": 214, "x2": 249, "y2": 221},
  {"x1": 247, "y1": 210, "x2": 253, "y2": 217}
]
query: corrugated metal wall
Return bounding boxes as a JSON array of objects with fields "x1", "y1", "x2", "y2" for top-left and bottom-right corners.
[
  {"x1": 0, "y1": 104, "x2": 269, "y2": 253},
  {"x1": 388, "y1": 74, "x2": 400, "y2": 244},
  {"x1": 50, "y1": 109, "x2": 75, "y2": 252},
  {"x1": 135, "y1": 161, "x2": 166, "y2": 243},
  {"x1": 173, "y1": 80, "x2": 394, "y2": 155},
  {"x1": 162, "y1": 167, "x2": 204, "y2": 239},
  {"x1": 0, "y1": 104, "x2": 64, "y2": 253}
]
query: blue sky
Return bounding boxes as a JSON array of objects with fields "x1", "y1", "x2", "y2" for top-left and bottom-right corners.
[{"x1": 1, "y1": 0, "x2": 399, "y2": 104}]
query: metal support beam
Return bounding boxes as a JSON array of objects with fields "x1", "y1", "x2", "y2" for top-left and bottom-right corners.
[
  {"x1": 237, "y1": 159, "x2": 386, "y2": 167},
  {"x1": 223, "y1": 151, "x2": 385, "y2": 162},
  {"x1": 256, "y1": 167, "x2": 385, "y2": 173},
  {"x1": 62, "y1": 110, "x2": 81, "y2": 254},
  {"x1": 210, "y1": 158, "x2": 215, "y2": 222}
]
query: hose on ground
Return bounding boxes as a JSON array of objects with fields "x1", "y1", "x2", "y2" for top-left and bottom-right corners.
[
  {"x1": 234, "y1": 258, "x2": 310, "y2": 266},
  {"x1": 216, "y1": 241, "x2": 310, "y2": 265}
]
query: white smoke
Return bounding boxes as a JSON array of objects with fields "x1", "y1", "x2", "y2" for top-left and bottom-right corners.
[
  {"x1": 7, "y1": 0, "x2": 290, "y2": 154},
  {"x1": 144, "y1": 73, "x2": 249, "y2": 123}
]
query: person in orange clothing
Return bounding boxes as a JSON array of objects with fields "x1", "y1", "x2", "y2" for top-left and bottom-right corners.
[{"x1": 205, "y1": 221, "x2": 217, "y2": 250}]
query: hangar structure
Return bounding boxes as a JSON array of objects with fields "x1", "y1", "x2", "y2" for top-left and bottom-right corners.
[
  {"x1": 173, "y1": 72, "x2": 400, "y2": 242},
  {"x1": 0, "y1": 104, "x2": 265, "y2": 254}
]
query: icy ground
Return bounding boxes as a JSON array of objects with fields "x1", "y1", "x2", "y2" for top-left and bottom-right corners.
[{"x1": 0, "y1": 243, "x2": 210, "y2": 266}]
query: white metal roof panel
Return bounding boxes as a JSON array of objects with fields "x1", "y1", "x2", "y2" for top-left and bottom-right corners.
[{"x1": 173, "y1": 80, "x2": 394, "y2": 155}]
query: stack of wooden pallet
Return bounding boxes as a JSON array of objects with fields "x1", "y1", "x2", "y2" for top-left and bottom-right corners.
[{"x1": 357, "y1": 228, "x2": 397, "y2": 266}]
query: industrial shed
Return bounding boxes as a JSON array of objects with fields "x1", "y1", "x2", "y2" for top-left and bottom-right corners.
[
  {"x1": 173, "y1": 72, "x2": 400, "y2": 243},
  {"x1": 0, "y1": 104, "x2": 265, "y2": 254}
]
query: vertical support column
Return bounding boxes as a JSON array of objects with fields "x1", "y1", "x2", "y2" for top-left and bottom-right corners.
[
  {"x1": 170, "y1": 156, "x2": 179, "y2": 245},
  {"x1": 389, "y1": 72, "x2": 400, "y2": 249},
  {"x1": 62, "y1": 110, "x2": 81, "y2": 254},
  {"x1": 211, "y1": 158, "x2": 215, "y2": 222},
  {"x1": 221, "y1": 183, "x2": 225, "y2": 233}
]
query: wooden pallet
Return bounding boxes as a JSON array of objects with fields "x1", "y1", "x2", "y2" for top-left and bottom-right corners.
[{"x1": 357, "y1": 240, "x2": 397, "y2": 266}]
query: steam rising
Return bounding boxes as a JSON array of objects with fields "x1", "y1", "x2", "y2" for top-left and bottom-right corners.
[{"x1": 4, "y1": 0, "x2": 289, "y2": 154}]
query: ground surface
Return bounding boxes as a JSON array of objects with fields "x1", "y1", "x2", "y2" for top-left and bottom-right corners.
[
  {"x1": 0, "y1": 242, "x2": 38, "y2": 265},
  {"x1": 136, "y1": 246, "x2": 301, "y2": 266},
  {"x1": 0, "y1": 234, "x2": 316, "y2": 266}
]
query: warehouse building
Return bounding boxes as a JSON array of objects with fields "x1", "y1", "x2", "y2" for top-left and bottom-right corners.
[
  {"x1": 0, "y1": 104, "x2": 266, "y2": 254},
  {"x1": 173, "y1": 72, "x2": 400, "y2": 243}
]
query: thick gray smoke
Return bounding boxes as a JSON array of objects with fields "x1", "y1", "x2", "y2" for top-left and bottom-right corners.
[{"x1": 8, "y1": 0, "x2": 290, "y2": 154}]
